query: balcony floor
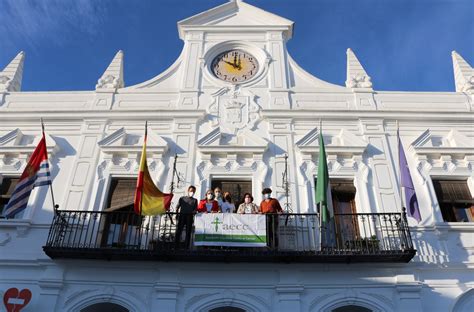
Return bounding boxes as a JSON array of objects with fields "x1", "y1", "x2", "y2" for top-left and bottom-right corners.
[{"x1": 43, "y1": 245, "x2": 416, "y2": 263}]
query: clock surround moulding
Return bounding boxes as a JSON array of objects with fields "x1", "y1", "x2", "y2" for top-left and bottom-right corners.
[{"x1": 202, "y1": 41, "x2": 271, "y2": 88}]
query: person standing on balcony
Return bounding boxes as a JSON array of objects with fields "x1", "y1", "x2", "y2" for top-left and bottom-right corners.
[
  {"x1": 214, "y1": 187, "x2": 224, "y2": 211},
  {"x1": 175, "y1": 185, "x2": 198, "y2": 248},
  {"x1": 237, "y1": 193, "x2": 259, "y2": 214},
  {"x1": 221, "y1": 192, "x2": 236, "y2": 213},
  {"x1": 259, "y1": 188, "x2": 283, "y2": 249},
  {"x1": 197, "y1": 189, "x2": 220, "y2": 213}
]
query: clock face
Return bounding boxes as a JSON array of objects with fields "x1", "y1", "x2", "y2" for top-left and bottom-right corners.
[{"x1": 211, "y1": 50, "x2": 259, "y2": 83}]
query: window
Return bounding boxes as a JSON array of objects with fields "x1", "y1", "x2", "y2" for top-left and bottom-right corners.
[
  {"x1": 106, "y1": 178, "x2": 136, "y2": 211},
  {"x1": 0, "y1": 177, "x2": 20, "y2": 218},
  {"x1": 209, "y1": 308, "x2": 246, "y2": 312},
  {"x1": 101, "y1": 178, "x2": 141, "y2": 247},
  {"x1": 80, "y1": 303, "x2": 129, "y2": 312},
  {"x1": 332, "y1": 305, "x2": 372, "y2": 312},
  {"x1": 316, "y1": 179, "x2": 358, "y2": 247},
  {"x1": 211, "y1": 179, "x2": 252, "y2": 209},
  {"x1": 433, "y1": 180, "x2": 474, "y2": 222},
  {"x1": 331, "y1": 180, "x2": 359, "y2": 246}
]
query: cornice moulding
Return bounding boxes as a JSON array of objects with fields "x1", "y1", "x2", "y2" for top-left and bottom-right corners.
[
  {"x1": 98, "y1": 127, "x2": 169, "y2": 156},
  {"x1": 197, "y1": 127, "x2": 268, "y2": 156},
  {"x1": 198, "y1": 145, "x2": 267, "y2": 154},
  {"x1": 413, "y1": 147, "x2": 473, "y2": 157},
  {"x1": 296, "y1": 128, "x2": 368, "y2": 156},
  {"x1": 0, "y1": 129, "x2": 59, "y2": 156},
  {"x1": 297, "y1": 145, "x2": 367, "y2": 155},
  {"x1": 0, "y1": 110, "x2": 207, "y2": 120}
]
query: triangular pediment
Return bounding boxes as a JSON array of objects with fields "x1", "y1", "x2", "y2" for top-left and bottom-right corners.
[
  {"x1": 0, "y1": 128, "x2": 59, "y2": 156},
  {"x1": 410, "y1": 129, "x2": 474, "y2": 156},
  {"x1": 296, "y1": 128, "x2": 368, "y2": 156},
  {"x1": 178, "y1": 1, "x2": 293, "y2": 39},
  {"x1": 99, "y1": 127, "x2": 168, "y2": 155},
  {"x1": 197, "y1": 127, "x2": 268, "y2": 155}
]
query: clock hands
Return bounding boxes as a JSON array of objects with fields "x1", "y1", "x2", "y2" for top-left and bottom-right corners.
[
  {"x1": 236, "y1": 55, "x2": 242, "y2": 70},
  {"x1": 213, "y1": 51, "x2": 258, "y2": 82},
  {"x1": 223, "y1": 57, "x2": 242, "y2": 70},
  {"x1": 223, "y1": 60, "x2": 237, "y2": 68}
]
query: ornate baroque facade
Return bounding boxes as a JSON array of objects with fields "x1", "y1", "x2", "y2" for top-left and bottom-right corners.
[{"x1": 0, "y1": 1, "x2": 473, "y2": 311}]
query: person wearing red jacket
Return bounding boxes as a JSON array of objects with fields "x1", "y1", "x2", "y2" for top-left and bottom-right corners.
[
  {"x1": 197, "y1": 189, "x2": 221, "y2": 213},
  {"x1": 259, "y1": 188, "x2": 283, "y2": 249}
]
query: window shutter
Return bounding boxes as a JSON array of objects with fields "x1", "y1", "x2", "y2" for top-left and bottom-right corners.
[
  {"x1": 331, "y1": 180, "x2": 356, "y2": 194},
  {"x1": 433, "y1": 180, "x2": 474, "y2": 204},
  {"x1": 106, "y1": 178, "x2": 136, "y2": 211}
]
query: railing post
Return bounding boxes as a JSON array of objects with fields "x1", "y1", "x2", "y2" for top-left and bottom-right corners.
[{"x1": 401, "y1": 207, "x2": 414, "y2": 250}]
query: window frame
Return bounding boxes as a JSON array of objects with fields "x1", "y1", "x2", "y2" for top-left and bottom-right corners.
[
  {"x1": 432, "y1": 178, "x2": 474, "y2": 223},
  {"x1": 0, "y1": 175, "x2": 21, "y2": 219}
]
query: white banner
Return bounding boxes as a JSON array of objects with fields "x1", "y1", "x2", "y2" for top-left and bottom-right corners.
[{"x1": 194, "y1": 213, "x2": 267, "y2": 247}]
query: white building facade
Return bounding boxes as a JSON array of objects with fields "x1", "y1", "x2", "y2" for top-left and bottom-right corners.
[{"x1": 0, "y1": 1, "x2": 473, "y2": 311}]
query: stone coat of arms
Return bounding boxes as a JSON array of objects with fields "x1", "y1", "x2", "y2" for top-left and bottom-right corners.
[{"x1": 208, "y1": 88, "x2": 261, "y2": 134}]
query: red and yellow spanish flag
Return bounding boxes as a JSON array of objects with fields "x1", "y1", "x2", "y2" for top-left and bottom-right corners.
[{"x1": 134, "y1": 125, "x2": 173, "y2": 215}]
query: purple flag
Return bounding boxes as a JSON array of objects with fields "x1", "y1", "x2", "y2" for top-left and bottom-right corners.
[{"x1": 398, "y1": 131, "x2": 422, "y2": 222}]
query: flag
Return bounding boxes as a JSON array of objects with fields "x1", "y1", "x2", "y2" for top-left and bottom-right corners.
[
  {"x1": 398, "y1": 129, "x2": 422, "y2": 222},
  {"x1": 315, "y1": 130, "x2": 334, "y2": 224},
  {"x1": 3, "y1": 133, "x2": 51, "y2": 218},
  {"x1": 134, "y1": 127, "x2": 173, "y2": 215}
]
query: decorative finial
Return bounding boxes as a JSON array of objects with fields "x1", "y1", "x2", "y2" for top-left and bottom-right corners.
[
  {"x1": 0, "y1": 51, "x2": 25, "y2": 92},
  {"x1": 96, "y1": 50, "x2": 124, "y2": 91},
  {"x1": 452, "y1": 51, "x2": 474, "y2": 93},
  {"x1": 345, "y1": 48, "x2": 373, "y2": 90}
]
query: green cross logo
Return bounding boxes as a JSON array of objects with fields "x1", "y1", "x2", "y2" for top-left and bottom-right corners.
[{"x1": 211, "y1": 217, "x2": 222, "y2": 232}]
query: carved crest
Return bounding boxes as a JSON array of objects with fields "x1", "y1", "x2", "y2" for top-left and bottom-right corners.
[{"x1": 208, "y1": 87, "x2": 261, "y2": 134}]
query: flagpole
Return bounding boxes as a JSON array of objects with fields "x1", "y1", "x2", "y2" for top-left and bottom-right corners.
[
  {"x1": 41, "y1": 118, "x2": 59, "y2": 214},
  {"x1": 318, "y1": 119, "x2": 323, "y2": 251},
  {"x1": 167, "y1": 153, "x2": 178, "y2": 226},
  {"x1": 397, "y1": 120, "x2": 403, "y2": 213},
  {"x1": 140, "y1": 121, "x2": 148, "y2": 216},
  {"x1": 170, "y1": 154, "x2": 179, "y2": 195}
]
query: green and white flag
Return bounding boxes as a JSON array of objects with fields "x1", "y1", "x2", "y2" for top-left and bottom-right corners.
[
  {"x1": 315, "y1": 130, "x2": 334, "y2": 224},
  {"x1": 194, "y1": 214, "x2": 267, "y2": 247}
]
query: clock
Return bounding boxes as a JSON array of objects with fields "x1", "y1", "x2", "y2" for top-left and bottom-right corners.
[{"x1": 211, "y1": 50, "x2": 259, "y2": 83}]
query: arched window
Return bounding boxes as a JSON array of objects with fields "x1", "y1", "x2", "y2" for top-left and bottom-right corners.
[
  {"x1": 332, "y1": 305, "x2": 372, "y2": 312},
  {"x1": 80, "y1": 302, "x2": 129, "y2": 312},
  {"x1": 209, "y1": 307, "x2": 246, "y2": 312}
]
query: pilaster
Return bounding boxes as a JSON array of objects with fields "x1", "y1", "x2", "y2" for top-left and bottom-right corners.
[
  {"x1": 152, "y1": 268, "x2": 180, "y2": 312},
  {"x1": 396, "y1": 274, "x2": 423, "y2": 312},
  {"x1": 38, "y1": 265, "x2": 64, "y2": 312}
]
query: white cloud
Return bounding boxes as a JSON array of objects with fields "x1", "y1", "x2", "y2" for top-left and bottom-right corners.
[{"x1": 0, "y1": 0, "x2": 107, "y2": 50}]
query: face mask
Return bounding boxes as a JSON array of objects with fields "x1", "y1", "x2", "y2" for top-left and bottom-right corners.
[
  {"x1": 244, "y1": 198, "x2": 251, "y2": 204},
  {"x1": 188, "y1": 192, "x2": 194, "y2": 197},
  {"x1": 207, "y1": 194, "x2": 213, "y2": 200},
  {"x1": 264, "y1": 193, "x2": 271, "y2": 199},
  {"x1": 215, "y1": 192, "x2": 222, "y2": 198}
]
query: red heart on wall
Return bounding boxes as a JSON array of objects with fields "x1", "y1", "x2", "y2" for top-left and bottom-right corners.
[{"x1": 3, "y1": 288, "x2": 32, "y2": 312}]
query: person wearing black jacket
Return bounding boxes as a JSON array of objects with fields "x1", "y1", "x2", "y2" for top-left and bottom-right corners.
[{"x1": 175, "y1": 185, "x2": 198, "y2": 248}]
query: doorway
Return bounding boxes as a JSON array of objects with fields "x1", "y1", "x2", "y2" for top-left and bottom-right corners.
[{"x1": 211, "y1": 179, "x2": 252, "y2": 210}]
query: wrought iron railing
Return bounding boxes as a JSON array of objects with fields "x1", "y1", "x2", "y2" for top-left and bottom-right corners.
[{"x1": 43, "y1": 209, "x2": 415, "y2": 263}]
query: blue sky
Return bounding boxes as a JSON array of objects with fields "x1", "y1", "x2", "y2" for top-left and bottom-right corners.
[{"x1": 0, "y1": 0, "x2": 472, "y2": 92}]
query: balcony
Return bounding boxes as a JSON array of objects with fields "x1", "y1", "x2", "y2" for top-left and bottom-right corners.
[{"x1": 43, "y1": 210, "x2": 416, "y2": 263}]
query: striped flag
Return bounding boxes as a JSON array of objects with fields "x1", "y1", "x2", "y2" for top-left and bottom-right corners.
[
  {"x1": 134, "y1": 125, "x2": 173, "y2": 216},
  {"x1": 3, "y1": 133, "x2": 51, "y2": 218},
  {"x1": 315, "y1": 129, "x2": 334, "y2": 224}
]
